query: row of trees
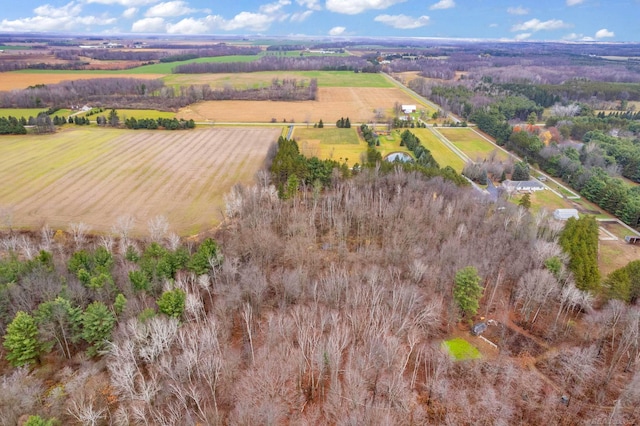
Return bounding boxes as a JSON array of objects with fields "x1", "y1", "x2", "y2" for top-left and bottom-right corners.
[
  {"x1": 0, "y1": 116, "x2": 26, "y2": 134},
  {"x1": 174, "y1": 55, "x2": 379, "y2": 74},
  {"x1": 124, "y1": 117, "x2": 196, "y2": 130}
]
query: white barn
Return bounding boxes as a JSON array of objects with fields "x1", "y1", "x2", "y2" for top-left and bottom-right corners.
[{"x1": 401, "y1": 105, "x2": 417, "y2": 114}]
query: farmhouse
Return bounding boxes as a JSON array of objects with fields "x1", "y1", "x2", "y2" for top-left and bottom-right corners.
[
  {"x1": 502, "y1": 179, "x2": 545, "y2": 192},
  {"x1": 401, "y1": 105, "x2": 417, "y2": 114},
  {"x1": 553, "y1": 209, "x2": 579, "y2": 220}
]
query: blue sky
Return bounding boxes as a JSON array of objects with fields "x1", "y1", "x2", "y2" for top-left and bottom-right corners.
[{"x1": 1, "y1": 0, "x2": 638, "y2": 42}]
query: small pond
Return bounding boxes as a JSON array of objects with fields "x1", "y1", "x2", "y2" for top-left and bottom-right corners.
[{"x1": 385, "y1": 152, "x2": 413, "y2": 162}]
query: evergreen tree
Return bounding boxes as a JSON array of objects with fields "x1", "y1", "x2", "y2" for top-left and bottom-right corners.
[
  {"x1": 157, "y1": 288, "x2": 186, "y2": 319},
  {"x1": 453, "y1": 266, "x2": 484, "y2": 318},
  {"x1": 81, "y1": 301, "x2": 116, "y2": 356},
  {"x1": 318, "y1": 119, "x2": 324, "y2": 128},
  {"x1": 3, "y1": 311, "x2": 43, "y2": 367},
  {"x1": 559, "y1": 216, "x2": 601, "y2": 292},
  {"x1": 519, "y1": 193, "x2": 532, "y2": 210},
  {"x1": 188, "y1": 238, "x2": 223, "y2": 275}
]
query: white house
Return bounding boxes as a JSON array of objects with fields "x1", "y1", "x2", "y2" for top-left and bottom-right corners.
[
  {"x1": 401, "y1": 105, "x2": 417, "y2": 114},
  {"x1": 553, "y1": 209, "x2": 579, "y2": 220},
  {"x1": 502, "y1": 180, "x2": 545, "y2": 192}
]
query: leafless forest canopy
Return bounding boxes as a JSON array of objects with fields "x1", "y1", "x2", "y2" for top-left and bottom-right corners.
[{"x1": 1, "y1": 170, "x2": 639, "y2": 424}]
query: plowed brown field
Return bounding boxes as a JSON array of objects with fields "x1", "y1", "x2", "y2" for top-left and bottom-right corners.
[
  {"x1": 0, "y1": 74, "x2": 165, "y2": 91},
  {"x1": 0, "y1": 126, "x2": 279, "y2": 236},
  {"x1": 176, "y1": 87, "x2": 420, "y2": 123}
]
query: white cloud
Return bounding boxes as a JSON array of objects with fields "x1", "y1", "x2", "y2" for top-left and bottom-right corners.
[
  {"x1": 34, "y1": 2, "x2": 82, "y2": 18},
  {"x1": 131, "y1": 16, "x2": 166, "y2": 32},
  {"x1": 290, "y1": 10, "x2": 313, "y2": 22},
  {"x1": 122, "y1": 7, "x2": 138, "y2": 19},
  {"x1": 326, "y1": 0, "x2": 407, "y2": 15},
  {"x1": 489, "y1": 23, "x2": 498, "y2": 28},
  {"x1": 514, "y1": 33, "x2": 531, "y2": 40},
  {"x1": 511, "y1": 19, "x2": 571, "y2": 32},
  {"x1": 260, "y1": 0, "x2": 291, "y2": 14},
  {"x1": 145, "y1": 1, "x2": 196, "y2": 18},
  {"x1": 221, "y1": 12, "x2": 273, "y2": 31},
  {"x1": 374, "y1": 14, "x2": 430, "y2": 29},
  {"x1": 595, "y1": 28, "x2": 614, "y2": 39},
  {"x1": 566, "y1": 0, "x2": 584, "y2": 5},
  {"x1": 85, "y1": 0, "x2": 159, "y2": 5},
  {"x1": 167, "y1": 17, "x2": 210, "y2": 34},
  {"x1": 296, "y1": 0, "x2": 321, "y2": 10},
  {"x1": 430, "y1": 0, "x2": 455, "y2": 10},
  {"x1": 0, "y1": 2, "x2": 117, "y2": 32},
  {"x1": 507, "y1": 6, "x2": 529, "y2": 15},
  {"x1": 329, "y1": 26, "x2": 346, "y2": 36}
]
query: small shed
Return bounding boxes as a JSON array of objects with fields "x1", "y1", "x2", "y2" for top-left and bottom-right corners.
[
  {"x1": 471, "y1": 322, "x2": 487, "y2": 336},
  {"x1": 625, "y1": 235, "x2": 640, "y2": 244},
  {"x1": 553, "y1": 209, "x2": 579, "y2": 221}
]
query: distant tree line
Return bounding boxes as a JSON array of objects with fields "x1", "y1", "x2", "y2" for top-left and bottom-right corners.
[
  {"x1": 0, "y1": 77, "x2": 319, "y2": 110},
  {"x1": 174, "y1": 55, "x2": 379, "y2": 74}
]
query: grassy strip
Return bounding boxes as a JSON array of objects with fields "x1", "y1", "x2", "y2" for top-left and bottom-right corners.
[
  {"x1": 410, "y1": 128, "x2": 467, "y2": 172},
  {"x1": 438, "y1": 128, "x2": 510, "y2": 162}
]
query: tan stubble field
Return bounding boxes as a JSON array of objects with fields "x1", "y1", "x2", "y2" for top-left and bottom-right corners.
[
  {"x1": 176, "y1": 87, "x2": 421, "y2": 123},
  {"x1": 0, "y1": 126, "x2": 280, "y2": 236}
]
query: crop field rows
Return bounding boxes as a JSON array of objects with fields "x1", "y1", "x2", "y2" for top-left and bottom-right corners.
[{"x1": 0, "y1": 127, "x2": 280, "y2": 235}]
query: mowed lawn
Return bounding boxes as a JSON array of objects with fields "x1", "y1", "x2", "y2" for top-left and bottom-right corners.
[
  {"x1": 442, "y1": 338, "x2": 482, "y2": 361},
  {"x1": 0, "y1": 126, "x2": 280, "y2": 236},
  {"x1": 0, "y1": 108, "x2": 47, "y2": 119},
  {"x1": 410, "y1": 128, "x2": 467, "y2": 172},
  {"x1": 437, "y1": 128, "x2": 510, "y2": 162},
  {"x1": 294, "y1": 127, "x2": 365, "y2": 165}
]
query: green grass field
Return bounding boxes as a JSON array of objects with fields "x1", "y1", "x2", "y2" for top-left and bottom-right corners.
[
  {"x1": 112, "y1": 109, "x2": 176, "y2": 120},
  {"x1": 512, "y1": 190, "x2": 572, "y2": 213},
  {"x1": 442, "y1": 338, "x2": 482, "y2": 361},
  {"x1": 410, "y1": 128, "x2": 467, "y2": 172},
  {"x1": 374, "y1": 130, "x2": 413, "y2": 159},
  {"x1": 0, "y1": 108, "x2": 48, "y2": 119},
  {"x1": 294, "y1": 127, "x2": 366, "y2": 165},
  {"x1": 294, "y1": 71, "x2": 392, "y2": 88},
  {"x1": 437, "y1": 128, "x2": 510, "y2": 162}
]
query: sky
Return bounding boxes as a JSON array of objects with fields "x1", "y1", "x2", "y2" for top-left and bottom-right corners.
[{"x1": 0, "y1": 0, "x2": 638, "y2": 42}]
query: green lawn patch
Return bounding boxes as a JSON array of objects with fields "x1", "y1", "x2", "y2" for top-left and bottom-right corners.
[
  {"x1": 294, "y1": 71, "x2": 392, "y2": 88},
  {"x1": 442, "y1": 338, "x2": 482, "y2": 361},
  {"x1": 112, "y1": 109, "x2": 175, "y2": 120}
]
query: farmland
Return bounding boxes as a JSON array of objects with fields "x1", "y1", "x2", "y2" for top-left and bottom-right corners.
[
  {"x1": 0, "y1": 126, "x2": 280, "y2": 235},
  {"x1": 177, "y1": 87, "x2": 418, "y2": 123},
  {"x1": 0, "y1": 73, "x2": 165, "y2": 91},
  {"x1": 410, "y1": 127, "x2": 467, "y2": 172}
]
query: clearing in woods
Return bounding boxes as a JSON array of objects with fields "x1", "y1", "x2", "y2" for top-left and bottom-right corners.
[
  {"x1": 294, "y1": 127, "x2": 365, "y2": 166},
  {"x1": 0, "y1": 126, "x2": 280, "y2": 236},
  {"x1": 177, "y1": 87, "x2": 419, "y2": 123}
]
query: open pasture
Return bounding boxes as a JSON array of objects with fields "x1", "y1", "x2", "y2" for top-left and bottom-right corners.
[
  {"x1": 295, "y1": 127, "x2": 365, "y2": 165},
  {"x1": 0, "y1": 73, "x2": 165, "y2": 91},
  {"x1": 437, "y1": 128, "x2": 510, "y2": 162},
  {"x1": 113, "y1": 109, "x2": 176, "y2": 120},
  {"x1": 177, "y1": 87, "x2": 418, "y2": 124},
  {"x1": 0, "y1": 126, "x2": 280, "y2": 235},
  {"x1": 0, "y1": 108, "x2": 47, "y2": 118}
]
